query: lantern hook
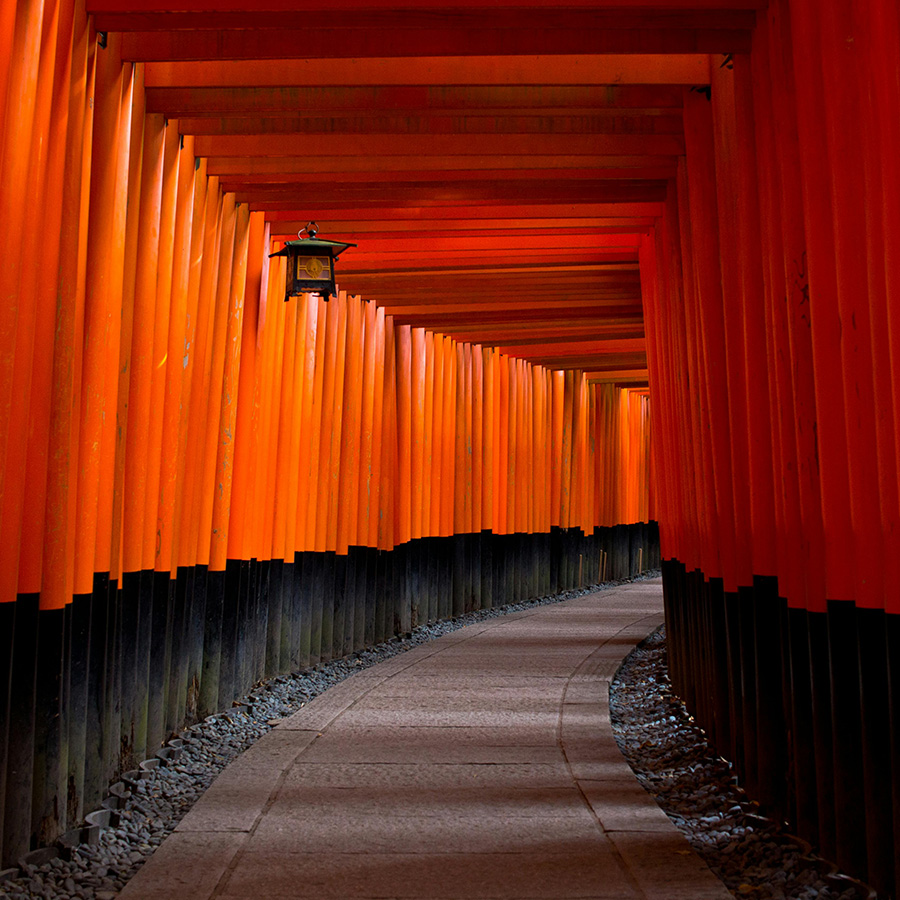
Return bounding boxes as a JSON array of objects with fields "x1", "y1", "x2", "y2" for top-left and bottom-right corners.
[{"x1": 299, "y1": 221, "x2": 319, "y2": 240}]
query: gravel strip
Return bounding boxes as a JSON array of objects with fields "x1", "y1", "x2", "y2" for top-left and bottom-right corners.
[
  {"x1": 609, "y1": 626, "x2": 881, "y2": 900},
  {"x1": 0, "y1": 574, "x2": 656, "y2": 900}
]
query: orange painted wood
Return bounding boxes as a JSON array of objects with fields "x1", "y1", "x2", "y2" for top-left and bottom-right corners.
[
  {"x1": 683, "y1": 89, "x2": 740, "y2": 591},
  {"x1": 395, "y1": 324, "x2": 413, "y2": 546},
  {"x1": 90, "y1": 0, "x2": 763, "y2": 14},
  {"x1": 257, "y1": 262, "x2": 286, "y2": 559},
  {"x1": 180, "y1": 173, "x2": 221, "y2": 568},
  {"x1": 122, "y1": 111, "x2": 165, "y2": 574},
  {"x1": 549, "y1": 370, "x2": 563, "y2": 528},
  {"x1": 560, "y1": 371, "x2": 575, "y2": 529},
  {"x1": 272, "y1": 291, "x2": 297, "y2": 563},
  {"x1": 106, "y1": 62, "x2": 142, "y2": 581},
  {"x1": 453, "y1": 343, "x2": 466, "y2": 534},
  {"x1": 427, "y1": 332, "x2": 443, "y2": 538},
  {"x1": 315, "y1": 295, "x2": 344, "y2": 553},
  {"x1": 121, "y1": 23, "x2": 748, "y2": 63},
  {"x1": 728, "y1": 53, "x2": 777, "y2": 580},
  {"x1": 512, "y1": 356, "x2": 523, "y2": 533},
  {"x1": 16, "y1": 0, "x2": 70, "y2": 600},
  {"x1": 279, "y1": 294, "x2": 309, "y2": 562},
  {"x1": 530, "y1": 366, "x2": 541, "y2": 532},
  {"x1": 527, "y1": 363, "x2": 538, "y2": 533},
  {"x1": 262, "y1": 202, "x2": 661, "y2": 224},
  {"x1": 143, "y1": 54, "x2": 710, "y2": 90},
  {"x1": 195, "y1": 133, "x2": 683, "y2": 164},
  {"x1": 105, "y1": 64, "x2": 142, "y2": 585},
  {"x1": 72, "y1": 37, "x2": 130, "y2": 592},
  {"x1": 491, "y1": 349, "x2": 503, "y2": 532},
  {"x1": 789, "y1": 0, "x2": 856, "y2": 607},
  {"x1": 156, "y1": 130, "x2": 196, "y2": 574},
  {"x1": 514, "y1": 360, "x2": 526, "y2": 532},
  {"x1": 225, "y1": 211, "x2": 265, "y2": 561},
  {"x1": 674, "y1": 158, "x2": 715, "y2": 580},
  {"x1": 663, "y1": 188, "x2": 698, "y2": 567},
  {"x1": 463, "y1": 343, "x2": 474, "y2": 534},
  {"x1": 198, "y1": 192, "x2": 237, "y2": 570},
  {"x1": 421, "y1": 330, "x2": 435, "y2": 539},
  {"x1": 379, "y1": 316, "x2": 397, "y2": 549},
  {"x1": 494, "y1": 356, "x2": 508, "y2": 534},
  {"x1": 410, "y1": 327, "x2": 426, "y2": 541},
  {"x1": 305, "y1": 296, "x2": 327, "y2": 551},
  {"x1": 593, "y1": 386, "x2": 607, "y2": 528},
  {"x1": 569, "y1": 374, "x2": 583, "y2": 530},
  {"x1": 862, "y1": 0, "x2": 900, "y2": 612},
  {"x1": 169, "y1": 150, "x2": 207, "y2": 568},
  {"x1": 748, "y1": 13, "x2": 802, "y2": 604},
  {"x1": 356, "y1": 301, "x2": 377, "y2": 546},
  {"x1": 326, "y1": 294, "x2": 350, "y2": 553},
  {"x1": 295, "y1": 293, "x2": 319, "y2": 553},
  {"x1": 440, "y1": 336, "x2": 457, "y2": 538},
  {"x1": 471, "y1": 343, "x2": 484, "y2": 536},
  {"x1": 709, "y1": 62, "x2": 752, "y2": 587},
  {"x1": 541, "y1": 369, "x2": 552, "y2": 531},
  {"x1": 367, "y1": 306, "x2": 387, "y2": 549},
  {"x1": 0, "y1": 0, "x2": 46, "y2": 559},
  {"x1": 818, "y1": 0, "x2": 884, "y2": 609},
  {"x1": 145, "y1": 83, "x2": 684, "y2": 121},
  {"x1": 282, "y1": 288, "x2": 304, "y2": 563},
  {"x1": 640, "y1": 231, "x2": 676, "y2": 554},
  {"x1": 41, "y1": 0, "x2": 94, "y2": 608},
  {"x1": 209, "y1": 202, "x2": 249, "y2": 572},
  {"x1": 337, "y1": 295, "x2": 364, "y2": 554},
  {"x1": 240, "y1": 219, "x2": 269, "y2": 561},
  {"x1": 143, "y1": 120, "x2": 181, "y2": 573},
  {"x1": 482, "y1": 348, "x2": 494, "y2": 533},
  {"x1": 0, "y1": 0, "x2": 17, "y2": 136}
]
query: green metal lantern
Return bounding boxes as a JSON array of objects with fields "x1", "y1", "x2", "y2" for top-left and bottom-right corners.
[{"x1": 269, "y1": 222, "x2": 356, "y2": 301}]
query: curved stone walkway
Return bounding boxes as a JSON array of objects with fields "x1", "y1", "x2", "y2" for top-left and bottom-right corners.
[{"x1": 120, "y1": 578, "x2": 730, "y2": 900}]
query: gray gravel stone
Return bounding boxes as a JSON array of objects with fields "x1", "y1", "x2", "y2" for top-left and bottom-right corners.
[{"x1": 609, "y1": 626, "x2": 881, "y2": 900}]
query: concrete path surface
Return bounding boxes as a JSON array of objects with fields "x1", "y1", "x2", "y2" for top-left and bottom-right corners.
[{"x1": 120, "y1": 578, "x2": 731, "y2": 900}]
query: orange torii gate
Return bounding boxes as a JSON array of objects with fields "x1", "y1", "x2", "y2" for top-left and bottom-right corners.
[{"x1": 1, "y1": 1, "x2": 899, "y2": 898}]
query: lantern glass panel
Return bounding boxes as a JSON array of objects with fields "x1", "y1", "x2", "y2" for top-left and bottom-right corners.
[{"x1": 294, "y1": 255, "x2": 332, "y2": 282}]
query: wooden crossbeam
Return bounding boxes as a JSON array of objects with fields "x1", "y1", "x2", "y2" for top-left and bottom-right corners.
[
  {"x1": 120, "y1": 26, "x2": 749, "y2": 61},
  {"x1": 146, "y1": 84, "x2": 686, "y2": 117},
  {"x1": 142, "y1": 55, "x2": 711, "y2": 88}
]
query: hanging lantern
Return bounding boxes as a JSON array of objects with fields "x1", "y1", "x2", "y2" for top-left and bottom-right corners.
[{"x1": 268, "y1": 222, "x2": 356, "y2": 301}]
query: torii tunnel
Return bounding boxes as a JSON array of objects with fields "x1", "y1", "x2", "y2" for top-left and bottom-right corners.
[{"x1": 1, "y1": 0, "x2": 899, "y2": 894}]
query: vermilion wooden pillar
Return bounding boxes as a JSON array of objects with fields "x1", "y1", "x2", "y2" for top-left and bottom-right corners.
[
  {"x1": 860, "y1": 4, "x2": 900, "y2": 887},
  {"x1": 790, "y1": 0, "x2": 867, "y2": 879},
  {"x1": 714, "y1": 53, "x2": 791, "y2": 820}
]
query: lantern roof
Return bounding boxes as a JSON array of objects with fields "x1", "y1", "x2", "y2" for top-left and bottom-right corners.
[{"x1": 269, "y1": 236, "x2": 357, "y2": 259}]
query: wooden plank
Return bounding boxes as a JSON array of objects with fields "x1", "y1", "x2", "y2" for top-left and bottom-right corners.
[
  {"x1": 121, "y1": 26, "x2": 749, "y2": 61},
  {"x1": 195, "y1": 132, "x2": 684, "y2": 157},
  {"x1": 98, "y1": 9, "x2": 756, "y2": 32},
  {"x1": 143, "y1": 54, "x2": 710, "y2": 88},
  {"x1": 146, "y1": 84, "x2": 685, "y2": 117}
]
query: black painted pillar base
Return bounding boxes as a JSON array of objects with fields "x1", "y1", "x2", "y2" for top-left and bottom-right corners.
[
  {"x1": 0, "y1": 522, "x2": 664, "y2": 865},
  {"x1": 857, "y1": 607, "x2": 894, "y2": 897},
  {"x1": 31, "y1": 606, "x2": 66, "y2": 849},
  {"x1": 827, "y1": 599, "x2": 867, "y2": 879},
  {"x1": 786, "y1": 605, "x2": 818, "y2": 844},
  {"x1": 186, "y1": 565, "x2": 207, "y2": 723},
  {"x1": 267, "y1": 557, "x2": 284, "y2": 674},
  {"x1": 0, "y1": 599, "x2": 12, "y2": 857},
  {"x1": 198, "y1": 568, "x2": 225, "y2": 720},
  {"x1": 3, "y1": 594, "x2": 38, "y2": 867},
  {"x1": 663, "y1": 560, "x2": 898, "y2": 900}
]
